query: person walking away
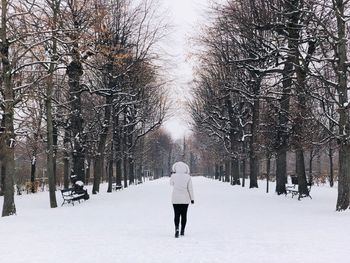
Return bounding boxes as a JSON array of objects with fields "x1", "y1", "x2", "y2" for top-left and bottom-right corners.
[{"x1": 170, "y1": 161, "x2": 194, "y2": 238}]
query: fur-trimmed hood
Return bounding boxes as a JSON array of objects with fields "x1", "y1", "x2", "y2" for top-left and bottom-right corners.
[{"x1": 172, "y1": 161, "x2": 190, "y2": 174}]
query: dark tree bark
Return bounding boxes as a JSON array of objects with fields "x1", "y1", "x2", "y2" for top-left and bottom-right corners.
[
  {"x1": 122, "y1": 110, "x2": 128, "y2": 188},
  {"x1": 0, "y1": 164, "x2": 5, "y2": 196},
  {"x1": 308, "y1": 151, "x2": 313, "y2": 184},
  {"x1": 266, "y1": 154, "x2": 271, "y2": 193},
  {"x1": 114, "y1": 116, "x2": 122, "y2": 186},
  {"x1": 116, "y1": 157, "x2": 122, "y2": 185},
  {"x1": 123, "y1": 153, "x2": 128, "y2": 187},
  {"x1": 128, "y1": 156, "x2": 134, "y2": 184},
  {"x1": 107, "y1": 157, "x2": 113, "y2": 193},
  {"x1": 219, "y1": 165, "x2": 224, "y2": 181},
  {"x1": 30, "y1": 157, "x2": 37, "y2": 193},
  {"x1": 63, "y1": 129, "x2": 70, "y2": 189},
  {"x1": 334, "y1": 0, "x2": 350, "y2": 211},
  {"x1": 225, "y1": 160, "x2": 231, "y2": 183},
  {"x1": 289, "y1": 0, "x2": 315, "y2": 198},
  {"x1": 275, "y1": 0, "x2": 297, "y2": 195},
  {"x1": 232, "y1": 158, "x2": 240, "y2": 185},
  {"x1": 295, "y1": 150, "x2": 309, "y2": 196},
  {"x1": 127, "y1": 124, "x2": 135, "y2": 184},
  {"x1": 30, "y1": 105, "x2": 43, "y2": 193},
  {"x1": 215, "y1": 164, "x2": 219, "y2": 180},
  {"x1": 53, "y1": 121, "x2": 58, "y2": 185},
  {"x1": 44, "y1": 0, "x2": 61, "y2": 209},
  {"x1": 329, "y1": 146, "x2": 334, "y2": 187},
  {"x1": 1, "y1": 1, "x2": 16, "y2": 215},
  {"x1": 0, "y1": 117, "x2": 4, "y2": 197},
  {"x1": 92, "y1": 95, "x2": 112, "y2": 194},
  {"x1": 249, "y1": 77, "x2": 261, "y2": 188},
  {"x1": 242, "y1": 158, "x2": 246, "y2": 188},
  {"x1": 85, "y1": 157, "x2": 91, "y2": 185},
  {"x1": 67, "y1": 59, "x2": 85, "y2": 183},
  {"x1": 275, "y1": 148, "x2": 288, "y2": 194}
]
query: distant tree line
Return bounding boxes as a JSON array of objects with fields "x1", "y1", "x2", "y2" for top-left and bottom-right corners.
[
  {"x1": 190, "y1": 0, "x2": 350, "y2": 211},
  {"x1": 0, "y1": 0, "x2": 169, "y2": 216}
]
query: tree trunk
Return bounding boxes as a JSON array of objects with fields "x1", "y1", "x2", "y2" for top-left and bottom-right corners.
[
  {"x1": 276, "y1": 149, "x2": 287, "y2": 194},
  {"x1": 275, "y1": 0, "x2": 300, "y2": 195},
  {"x1": 168, "y1": 145, "x2": 172, "y2": 175},
  {"x1": 128, "y1": 156, "x2": 134, "y2": 184},
  {"x1": 225, "y1": 161, "x2": 231, "y2": 183},
  {"x1": 107, "y1": 157, "x2": 113, "y2": 193},
  {"x1": 113, "y1": 111, "x2": 122, "y2": 186},
  {"x1": 123, "y1": 153, "x2": 128, "y2": 187},
  {"x1": 122, "y1": 110, "x2": 128, "y2": 188},
  {"x1": 288, "y1": 0, "x2": 312, "y2": 199},
  {"x1": 53, "y1": 122, "x2": 58, "y2": 185},
  {"x1": 0, "y1": 117, "x2": 4, "y2": 197},
  {"x1": 85, "y1": 157, "x2": 91, "y2": 185},
  {"x1": 67, "y1": 59, "x2": 85, "y2": 183},
  {"x1": 44, "y1": 0, "x2": 61, "y2": 208},
  {"x1": 242, "y1": 158, "x2": 246, "y2": 187},
  {"x1": 296, "y1": 150, "x2": 309, "y2": 196},
  {"x1": 116, "y1": 157, "x2": 122, "y2": 185},
  {"x1": 30, "y1": 156, "x2": 37, "y2": 193},
  {"x1": 219, "y1": 165, "x2": 224, "y2": 182},
  {"x1": 63, "y1": 130, "x2": 70, "y2": 189},
  {"x1": 46, "y1": 72, "x2": 58, "y2": 208},
  {"x1": 30, "y1": 103, "x2": 44, "y2": 192},
  {"x1": 215, "y1": 163, "x2": 219, "y2": 180},
  {"x1": 309, "y1": 150, "x2": 315, "y2": 186},
  {"x1": 266, "y1": 155, "x2": 271, "y2": 193},
  {"x1": 329, "y1": 146, "x2": 334, "y2": 187},
  {"x1": 1, "y1": 150, "x2": 16, "y2": 216},
  {"x1": 232, "y1": 158, "x2": 240, "y2": 185},
  {"x1": 92, "y1": 95, "x2": 112, "y2": 194},
  {"x1": 1, "y1": 1, "x2": 16, "y2": 215},
  {"x1": 128, "y1": 127, "x2": 135, "y2": 184},
  {"x1": 337, "y1": 143, "x2": 350, "y2": 210},
  {"x1": 249, "y1": 151, "x2": 259, "y2": 188},
  {"x1": 309, "y1": 151, "x2": 313, "y2": 183},
  {"x1": 0, "y1": 164, "x2": 5, "y2": 196},
  {"x1": 249, "y1": 80, "x2": 260, "y2": 188},
  {"x1": 335, "y1": 0, "x2": 350, "y2": 211}
]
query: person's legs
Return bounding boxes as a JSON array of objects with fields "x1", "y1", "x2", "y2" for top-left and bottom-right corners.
[
  {"x1": 173, "y1": 204, "x2": 181, "y2": 237},
  {"x1": 173, "y1": 204, "x2": 181, "y2": 228},
  {"x1": 180, "y1": 204, "x2": 189, "y2": 235}
]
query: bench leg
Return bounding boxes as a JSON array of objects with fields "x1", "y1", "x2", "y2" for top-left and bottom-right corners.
[
  {"x1": 298, "y1": 193, "x2": 312, "y2": 200},
  {"x1": 62, "y1": 199, "x2": 70, "y2": 206}
]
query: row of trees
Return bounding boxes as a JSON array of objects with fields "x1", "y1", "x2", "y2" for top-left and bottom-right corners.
[
  {"x1": 0, "y1": 0, "x2": 169, "y2": 216},
  {"x1": 190, "y1": 0, "x2": 350, "y2": 211}
]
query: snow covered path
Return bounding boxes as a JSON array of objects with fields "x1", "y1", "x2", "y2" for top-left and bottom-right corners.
[{"x1": 1, "y1": 177, "x2": 350, "y2": 263}]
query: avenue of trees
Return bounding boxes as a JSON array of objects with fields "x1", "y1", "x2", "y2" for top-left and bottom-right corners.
[
  {"x1": 190, "y1": 0, "x2": 350, "y2": 211},
  {"x1": 3, "y1": 0, "x2": 350, "y2": 217},
  {"x1": 0, "y1": 0, "x2": 169, "y2": 216}
]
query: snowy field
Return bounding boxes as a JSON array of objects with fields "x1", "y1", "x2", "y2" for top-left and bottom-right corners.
[{"x1": 1, "y1": 176, "x2": 350, "y2": 263}]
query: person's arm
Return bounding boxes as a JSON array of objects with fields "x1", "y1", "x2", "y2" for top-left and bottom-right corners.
[{"x1": 187, "y1": 177, "x2": 194, "y2": 203}]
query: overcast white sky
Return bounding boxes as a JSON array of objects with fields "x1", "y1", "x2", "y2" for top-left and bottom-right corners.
[{"x1": 159, "y1": 0, "x2": 215, "y2": 140}]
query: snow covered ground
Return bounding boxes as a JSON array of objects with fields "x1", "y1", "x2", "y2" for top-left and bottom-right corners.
[{"x1": 1, "y1": 176, "x2": 350, "y2": 263}]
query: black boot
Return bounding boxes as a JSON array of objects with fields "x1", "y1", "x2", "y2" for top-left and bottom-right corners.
[
  {"x1": 175, "y1": 228, "x2": 179, "y2": 238},
  {"x1": 180, "y1": 229, "x2": 185, "y2": 236}
]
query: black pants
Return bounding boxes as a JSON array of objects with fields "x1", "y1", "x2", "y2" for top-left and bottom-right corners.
[{"x1": 173, "y1": 204, "x2": 189, "y2": 230}]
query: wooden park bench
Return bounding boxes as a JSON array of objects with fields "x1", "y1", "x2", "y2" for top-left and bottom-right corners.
[
  {"x1": 111, "y1": 183, "x2": 123, "y2": 191},
  {"x1": 286, "y1": 176, "x2": 312, "y2": 200},
  {"x1": 61, "y1": 187, "x2": 89, "y2": 206},
  {"x1": 137, "y1": 179, "x2": 143, "y2": 185}
]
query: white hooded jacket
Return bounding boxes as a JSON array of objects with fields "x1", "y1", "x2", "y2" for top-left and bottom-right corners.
[{"x1": 170, "y1": 162, "x2": 194, "y2": 204}]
